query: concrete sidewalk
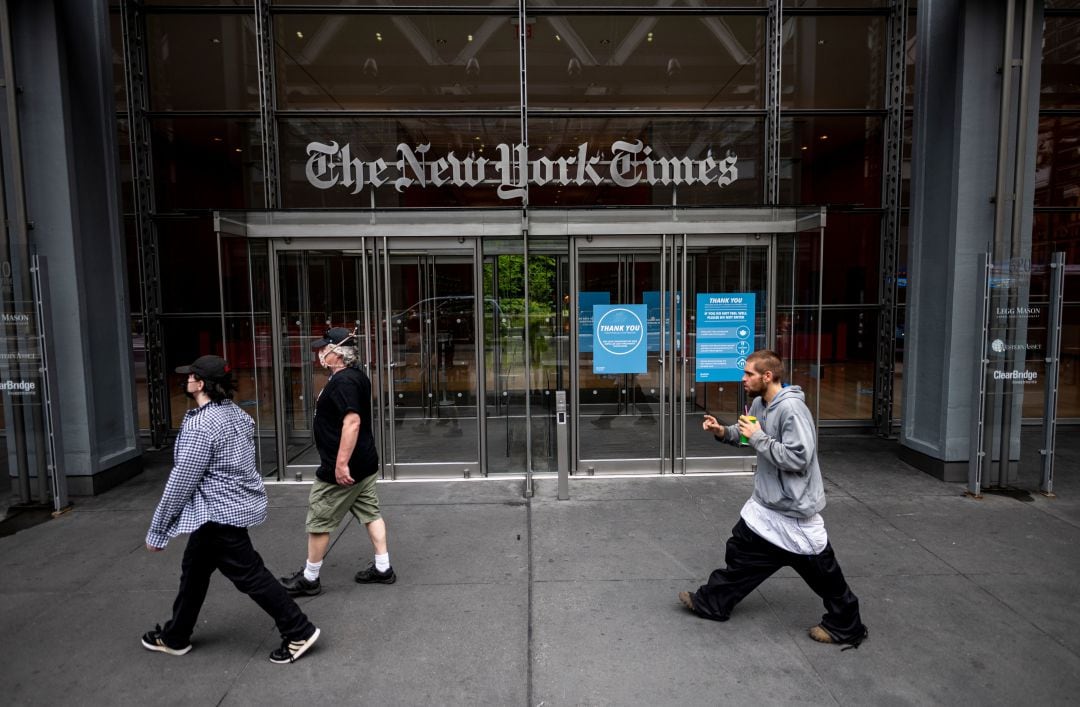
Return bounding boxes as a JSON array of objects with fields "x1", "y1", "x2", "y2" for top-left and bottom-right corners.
[{"x1": 2, "y1": 435, "x2": 1080, "y2": 706}]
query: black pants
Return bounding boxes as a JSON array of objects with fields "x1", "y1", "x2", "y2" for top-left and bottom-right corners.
[
  {"x1": 691, "y1": 518, "x2": 866, "y2": 642},
  {"x1": 161, "y1": 522, "x2": 315, "y2": 646}
]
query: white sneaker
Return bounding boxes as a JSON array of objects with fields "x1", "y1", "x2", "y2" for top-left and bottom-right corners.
[{"x1": 269, "y1": 627, "x2": 320, "y2": 664}]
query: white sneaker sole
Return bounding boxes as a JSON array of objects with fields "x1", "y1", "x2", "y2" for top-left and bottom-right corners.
[
  {"x1": 141, "y1": 638, "x2": 192, "y2": 656},
  {"x1": 270, "y1": 627, "x2": 320, "y2": 664}
]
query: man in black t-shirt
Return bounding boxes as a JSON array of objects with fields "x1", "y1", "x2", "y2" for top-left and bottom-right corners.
[{"x1": 280, "y1": 328, "x2": 396, "y2": 597}]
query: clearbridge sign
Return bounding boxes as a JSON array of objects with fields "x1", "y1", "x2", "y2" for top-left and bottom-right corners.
[{"x1": 304, "y1": 140, "x2": 739, "y2": 202}]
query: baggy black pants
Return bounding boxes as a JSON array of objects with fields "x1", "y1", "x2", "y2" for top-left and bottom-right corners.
[
  {"x1": 160, "y1": 522, "x2": 315, "y2": 646},
  {"x1": 691, "y1": 518, "x2": 866, "y2": 643}
]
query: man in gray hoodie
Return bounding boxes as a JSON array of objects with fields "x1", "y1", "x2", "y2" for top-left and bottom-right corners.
[{"x1": 679, "y1": 349, "x2": 867, "y2": 647}]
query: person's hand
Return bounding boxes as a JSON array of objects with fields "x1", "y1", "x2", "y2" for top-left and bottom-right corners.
[
  {"x1": 146, "y1": 543, "x2": 164, "y2": 552},
  {"x1": 335, "y1": 462, "x2": 355, "y2": 486},
  {"x1": 702, "y1": 414, "x2": 724, "y2": 435},
  {"x1": 737, "y1": 415, "x2": 761, "y2": 440}
]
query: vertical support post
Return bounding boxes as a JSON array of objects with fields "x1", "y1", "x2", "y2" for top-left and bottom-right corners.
[
  {"x1": 120, "y1": 0, "x2": 168, "y2": 447},
  {"x1": 254, "y1": 0, "x2": 278, "y2": 209},
  {"x1": 1040, "y1": 252, "x2": 1065, "y2": 496},
  {"x1": 969, "y1": 253, "x2": 992, "y2": 498},
  {"x1": 517, "y1": 0, "x2": 532, "y2": 498},
  {"x1": 877, "y1": 0, "x2": 909, "y2": 436},
  {"x1": 764, "y1": 0, "x2": 781, "y2": 206},
  {"x1": 30, "y1": 255, "x2": 68, "y2": 512},
  {"x1": 556, "y1": 390, "x2": 568, "y2": 500}
]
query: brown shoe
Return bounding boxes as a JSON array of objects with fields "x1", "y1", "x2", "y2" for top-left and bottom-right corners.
[
  {"x1": 808, "y1": 625, "x2": 835, "y2": 643},
  {"x1": 678, "y1": 591, "x2": 696, "y2": 613}
]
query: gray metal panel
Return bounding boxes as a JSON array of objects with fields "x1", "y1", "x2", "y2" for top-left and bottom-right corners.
[{"x1": 216, "y1": 208, "x2": 822, "y2": 240}]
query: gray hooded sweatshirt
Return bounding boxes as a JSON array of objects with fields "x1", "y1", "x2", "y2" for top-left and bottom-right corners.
[{"x1": 719, "y1": 385, "x2": 825, "y2": 519}]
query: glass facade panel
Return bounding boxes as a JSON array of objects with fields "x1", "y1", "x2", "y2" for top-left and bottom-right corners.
[
  {"x1": 157, "y1": 218, "x2": 221, "y2": 313},
  {"x1": 146, "y1": 0, "x2": 252, "y2": 5},
  {"x1": 528, "y1": 1, "x2": 763, "y2": 7},
  {"x1": 115, "y1": 0, "x2": 919, "y2": 448},
  {"x1": 1034, "y1": 117, "x2": 1080, "y2": 208},
  {"x1": 274, "y1": 14, "x2": 521, "y2": 110},
  {"x1": 526, "y1": 14, "x2": 765, "y2": 109},
  {"x1": 110, "y1": 11, "x2": 126, "y2": 114},
  {"x1": 162, "y1": 315, "x2": 226, "y2": 428},
  {"x1": 789, "y1": 0, "x2": 888, "y2": 6},
  {"x1": 781, "y1": 15, "x2": 886, "y2": 109},
  {"x1": 147, "y1": 14, "x2": 259, "y2": 111},
  {"x1": 278, "y1": 115, "x2": 521, "y2": 207},
  {"x1": 526, "y1": 115, "x2": 763, "y2": 206},
  {"x1": 1058, "y1": 304, "x2": 1080, "y2": 418},
  {"x1": 117, "y1": 118, "x2": 133, "y2": 214},
  {"x1": 816, "y1": 308, "x2": 878, "y2": 421},
  {"x1": 151, "y1": 118, "x2": 263, "y2": 210},
  {"x1": 1033, "y1": 212, "x2": 1080, "y2": 301},
  {"x1": 132, "y1": 315, "x2": 149, "y2": 430},
  {"x1": 779, "y1": 115, "x2": 884, "y2": 207},
  {"x1": 1041, "y1": 17, "x2": 1080, "y2": 109},
  {"x1": 275, "y1": 0, "x2": 513, "y2": 5},
  {"x1": 820, "y1": 212, "x2": 881, "y2": 305}
]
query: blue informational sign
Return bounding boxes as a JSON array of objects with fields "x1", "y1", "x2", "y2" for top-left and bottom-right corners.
[
  {"x1": 695, "y1": 293, "x2": 755, "y2": 382},
  {"x1": 642, "y1": 291, "x2": 681, "y2": 352},
  {"x1": 578, "y1": 292, "x2": 610, "y2": 353},
  {"x1": 593, "y1": 304, "x2": 648, "y2": 374}
]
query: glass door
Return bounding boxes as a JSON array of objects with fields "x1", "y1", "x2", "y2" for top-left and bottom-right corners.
[
  {"x1": 271, "y1": 246, "x2": 375, "y2": 482},
  {"x1": 675, "y1": 237, "x2": 771, "y2": 473},
  {"x1": 375, "y1": 237, "x2": 482, "y2": 478},
  {"x1": 572, "y1": 235, "x2": 771, "y2": 475},
  {"x1": 572, "y1": 236, "x2": 668, "y2": 474}
]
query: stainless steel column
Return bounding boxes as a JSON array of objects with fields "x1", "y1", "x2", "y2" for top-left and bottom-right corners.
[{"x1": 556, "y1": 390, "x2": 568, "y2": 500}]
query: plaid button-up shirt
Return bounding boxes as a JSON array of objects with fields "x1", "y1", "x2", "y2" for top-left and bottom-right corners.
[{"x1": 146, "y1": 400, "x2": 268, "y2": 548}]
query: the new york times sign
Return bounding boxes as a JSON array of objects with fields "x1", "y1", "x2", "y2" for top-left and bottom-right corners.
[{"x1": 305, "y1": 140, "x2": 739, "y2": 202}]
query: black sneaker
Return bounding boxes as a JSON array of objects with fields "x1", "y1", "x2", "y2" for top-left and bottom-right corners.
[
  {"x1": 354, "y1": 562, "x2": 396, "y2": 584},
  {"x1": 141, "y1": 624, "x2": 192, "y2": 656},
  {"x1": 280, "y1": 568, "x2": 322, "y2": 596},
  {"x1": 269, "y1": 627, "x2": 321, "y2": 664}
]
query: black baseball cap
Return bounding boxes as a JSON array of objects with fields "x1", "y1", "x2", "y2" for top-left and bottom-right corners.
[
  {"x1": 311, "y1": 327, "x2": 356, "y2": 351},
  {"x1": 175, "y1": 354, "x2": 232, "y2": 382}
]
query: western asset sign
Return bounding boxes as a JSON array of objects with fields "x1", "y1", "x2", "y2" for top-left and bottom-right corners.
[{"x1": 305, "y1": 140, "x2": 739, "y2": 201}]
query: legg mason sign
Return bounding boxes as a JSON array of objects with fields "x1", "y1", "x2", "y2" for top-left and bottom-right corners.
[{"x1": 305, "y1": 140, "x2": 739, "y2": 201}]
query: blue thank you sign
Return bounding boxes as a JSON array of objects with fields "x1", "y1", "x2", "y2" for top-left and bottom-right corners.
[
  {"x1": 695, "y1": 293, "x2": 755, "y2": 382},
  {"x1": 593, "y1": 304, "x2": 648, "y2": 374}
]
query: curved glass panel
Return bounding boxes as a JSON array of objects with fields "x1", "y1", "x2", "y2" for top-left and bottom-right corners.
[
  {"x1": 527, "y1": 14, "x2": 764, "y2": 109},
  {"x1": 275, "y1": 14, "x2": 520, "y2": 109}
]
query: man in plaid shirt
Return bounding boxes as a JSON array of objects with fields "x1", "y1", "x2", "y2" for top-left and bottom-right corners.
[{"x1": 142, "y1": 355, "x2": 321, "y2": 664}]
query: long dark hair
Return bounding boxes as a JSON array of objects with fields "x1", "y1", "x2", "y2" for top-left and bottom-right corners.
[{"x1": 199, "y1": 375, "x2": 237, "y2": 403}]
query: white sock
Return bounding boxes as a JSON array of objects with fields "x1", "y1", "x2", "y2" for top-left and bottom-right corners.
[
  {"x1": 374, "y1": 553, "x2": 390, "y2": 572},
  {"x1": 304, "y1": 560, "x2": 323, "y2": 582}
]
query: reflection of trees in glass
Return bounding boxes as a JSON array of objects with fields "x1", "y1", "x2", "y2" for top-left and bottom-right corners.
[
  {"x1": 484, "y1": 255, "x2": 556, "y2": 317},
  {"x1": 485, "y1": 255, "x2": 558, "y2": 369}
]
